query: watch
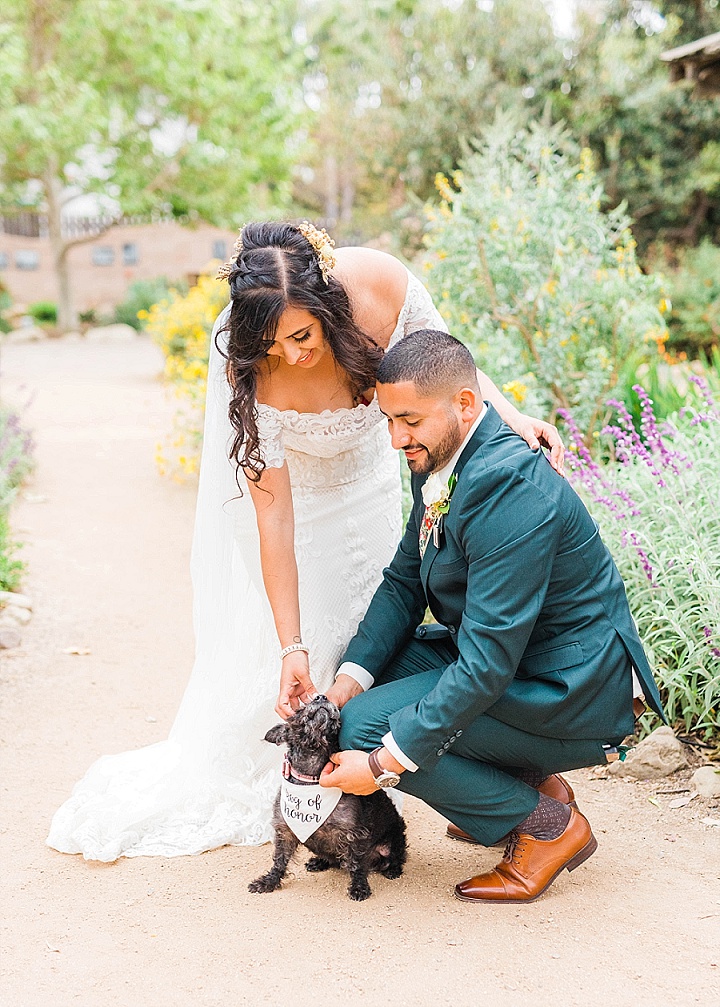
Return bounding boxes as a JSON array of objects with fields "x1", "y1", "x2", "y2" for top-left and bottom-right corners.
[{"x1": 368, "y1": 747, "x2": 401, "y2": 789}]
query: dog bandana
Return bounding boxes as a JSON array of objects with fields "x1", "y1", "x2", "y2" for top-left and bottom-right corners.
[{"x1": 280, "y1": 779, "x2": 343, "y2": 842}]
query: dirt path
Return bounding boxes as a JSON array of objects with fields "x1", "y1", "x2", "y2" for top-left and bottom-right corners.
[{"x1": 1, "y1": 335, "x2": 719, "y2": 1007}]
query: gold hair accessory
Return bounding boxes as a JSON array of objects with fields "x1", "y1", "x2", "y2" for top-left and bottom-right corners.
[
  {"x1": 216, "y1": 229, "x2": 245, "y2": 281},
  {"x1": 297, "y1": 221, "x2": 337, "y2": 284}
]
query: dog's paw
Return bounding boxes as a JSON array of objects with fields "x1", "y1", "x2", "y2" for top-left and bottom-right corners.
[
  {"x1": 348, "y1": 882, "x2": 372, "y2": 901},
  {"x1": 305, "y1": 857, "x2": 334, "y2": 873},
  {"x1": 380, "y1": 864, "x2": 403, "y2": 880},
  {"x1": 248, "y1": 874, "x2": 282, "y2": 894}
]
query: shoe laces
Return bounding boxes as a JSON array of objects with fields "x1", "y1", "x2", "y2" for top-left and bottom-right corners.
[{"x1": 501, "y1": 832, "x2": 528, "y2": 865}]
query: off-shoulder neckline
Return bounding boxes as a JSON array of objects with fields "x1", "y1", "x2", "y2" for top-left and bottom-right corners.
[{"x1": 256, "y1": 269, "x2": 419, "y2": 419}]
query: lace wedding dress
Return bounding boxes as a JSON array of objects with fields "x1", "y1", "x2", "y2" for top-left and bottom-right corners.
[{"x1": 47, "y1": 270, "x2": 446, "y2": 860}]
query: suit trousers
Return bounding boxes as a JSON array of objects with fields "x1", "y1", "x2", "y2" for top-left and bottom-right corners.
[{"x1": 339, "y1": 637, "x2": 617, "y2": 846}]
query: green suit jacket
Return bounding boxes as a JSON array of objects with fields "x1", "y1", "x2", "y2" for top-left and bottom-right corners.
[{"x1": 343, "y1": 404, "x2": 665, "y2": 771}]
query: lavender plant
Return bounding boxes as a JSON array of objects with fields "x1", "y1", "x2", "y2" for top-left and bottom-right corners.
[
  {"x1": 0, "y1": 404, "x2": 34, "y2": 590},
  {"x1": 561, "y1": 380, "x2": 720, "y2": 737},
  {"x1": 0, "y1": 406, "x2": 34, "y2": 510}
]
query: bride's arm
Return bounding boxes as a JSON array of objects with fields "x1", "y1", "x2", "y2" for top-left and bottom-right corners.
[
  {"x1": 246, "y1": 463, "x2": 317, "y2": 719},
  {"x1": 476, "y1": 368, "x2": 565, "y2": 477}
]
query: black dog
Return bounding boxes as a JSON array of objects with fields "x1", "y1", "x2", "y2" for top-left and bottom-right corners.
[{"x1": 248, "y1": 696, "x2": 407, "y2": 901}]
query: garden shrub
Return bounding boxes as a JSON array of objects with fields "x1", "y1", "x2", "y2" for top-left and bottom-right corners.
[
  {"x1": 664, "y1": 240, "x2": 720, "y2": 358},
  {"x1": 0, "y1": 406, "x2": 34, "y2": 510},
  {"x1": 28, "y1": 301, "x2": 57, "y2": 325},
  {"x1": 422, "y1": 121, "x2": 667, "y2": 436},
  {"x1": 0, "y1": 511, "x2": 24, "y2": 592},
  {"x1": 0, "y1": 285, "x2": 12, "y2": 333},
  {"x1": 0, "y1": 404, "x2": 34, "y2": 590},
  {"x1": 562, "y1": 380, "x2": 720, "y2": 739},
  {"x1": 142, "y1": 273, "x2": 228, "y2": 477},
  {"x1": 114, "y1": 278, "x2": 181, "y2": 331}
]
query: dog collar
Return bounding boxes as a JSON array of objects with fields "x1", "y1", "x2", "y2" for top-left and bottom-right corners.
[{"x1": 283, "y1": 753, "x2": 321, "y2": 785}]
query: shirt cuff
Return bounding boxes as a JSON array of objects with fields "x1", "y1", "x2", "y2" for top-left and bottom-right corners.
[
  {"x1": 631, "y1": 667, "x2": 645, "y2": 700},
  {"x1": 336, "y1": 662, "x2": 375, "y2": 692},
  {"x1": 382, "y1": 731, "x2": 419, "y2": 773}
]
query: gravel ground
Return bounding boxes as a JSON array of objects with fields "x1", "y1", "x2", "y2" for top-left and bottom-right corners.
[{"x1": 1, "y1": 336, "x2": 719, "y2": 1007}]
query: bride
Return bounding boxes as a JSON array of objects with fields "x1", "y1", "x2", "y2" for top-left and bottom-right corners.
[{"x1": 47, "y1": 220, "x2": 564, "y2": 860}]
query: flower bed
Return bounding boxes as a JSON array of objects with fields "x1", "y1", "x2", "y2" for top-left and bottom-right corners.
[
  {"x1": 0, "y1": 404, "x2": 34, "y2": 591},
  {"x1": 562, "y1": 379, "x2": 720, "y2": 738},
  {"x1": 142, "y1": 274, "x2": 228, "y2": 478}
]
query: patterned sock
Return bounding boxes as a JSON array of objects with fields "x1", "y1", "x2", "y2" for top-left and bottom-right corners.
[
  {"x1": 514, "y1": 792, "x2": 571, "y2": 841},
  {"x1": 513, "y1": 768, "x2": 550, "y2": 789}
]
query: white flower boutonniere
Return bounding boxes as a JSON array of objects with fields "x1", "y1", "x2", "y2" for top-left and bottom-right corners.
[
  {"x1": 419, "y1": 472, "x2": 458, "y2": 557},
  {"x1": 422, "y1": 472, "x2": 458, "y2": 512}
]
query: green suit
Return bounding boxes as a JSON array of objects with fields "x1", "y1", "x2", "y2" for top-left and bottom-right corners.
[{"x1": 339, "y1": 404, "x2": 664, "y2": 844}]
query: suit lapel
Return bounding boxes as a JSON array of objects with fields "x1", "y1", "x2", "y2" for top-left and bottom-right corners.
[{"x1": 417, "y1": 404, "x2": 504, "y2": 589}]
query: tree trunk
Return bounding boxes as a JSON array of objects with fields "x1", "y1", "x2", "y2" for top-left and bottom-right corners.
[
  {"x1": 55, "y1": 247, "x2": 75, "y2": 332},
  {"x1": 44, "y1": 170, "x2": 77, "y2": 332}
]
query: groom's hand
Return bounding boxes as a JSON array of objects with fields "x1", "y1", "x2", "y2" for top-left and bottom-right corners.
[
  {"x1": 320, "y1": 748, "x2": 405, "y2": 795},
  {"x1": 325, "y1": 674, "x2": 364, "y2": 710},
  {"x1": 320, "y1": 750, "x2": 377, "y2": 795}
]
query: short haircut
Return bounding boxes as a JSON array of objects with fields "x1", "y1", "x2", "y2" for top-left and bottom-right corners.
[{"x1": 376, "y1": 328, "x2": 478, "y2": 397}]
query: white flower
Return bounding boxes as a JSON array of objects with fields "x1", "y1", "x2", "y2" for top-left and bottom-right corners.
[{"x1": 422, "y1": 472, "x2": 450, "y2": 508}]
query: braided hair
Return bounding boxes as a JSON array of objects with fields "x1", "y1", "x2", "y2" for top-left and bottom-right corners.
[{"x1": 219, "y1": 221, "x2": 384, "y2": 483}]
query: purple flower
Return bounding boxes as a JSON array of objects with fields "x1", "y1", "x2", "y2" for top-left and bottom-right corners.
[
  {"x1": 690, "y1": 373, "x2": 717, "y2": 413},
  {"x1": 628, "y1": 530, "x2": 655, "y2": 585}
]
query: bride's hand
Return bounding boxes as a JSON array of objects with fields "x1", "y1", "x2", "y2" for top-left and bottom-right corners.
[
  {"x1": 509, "y1": 413, "x2": 565, "y2": 478},
  {"x1": 276, "y1": 652, "x2": 318, "y2": 720}
]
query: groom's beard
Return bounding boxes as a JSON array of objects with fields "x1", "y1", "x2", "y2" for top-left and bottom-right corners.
[{"x1": 404, "y1": 414, "x2": 464, "y2": 475}]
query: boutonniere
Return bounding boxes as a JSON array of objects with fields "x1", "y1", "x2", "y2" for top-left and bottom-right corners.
[
  {"x1": 422, "y1": 472, "x2": 458, "y2": 514},
  {"x1": 419, "y1": 473, "x2": 458, "y2": 556}
]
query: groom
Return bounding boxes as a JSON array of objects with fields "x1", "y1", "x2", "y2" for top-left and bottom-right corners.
[{"x1": 323, "y1": 328, "x2": 664, "y2": 903}]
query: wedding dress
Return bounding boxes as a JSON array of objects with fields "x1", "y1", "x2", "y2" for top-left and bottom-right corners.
[{"x1": 47, "y1": 269, "x2": 446, "y2": 860}]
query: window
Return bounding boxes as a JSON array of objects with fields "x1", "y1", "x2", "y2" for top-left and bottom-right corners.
[
  {"x1": 0, "y1": 251, "x2": 8, "y2": 270},
  {"x1": 92, "y1": 246, "x2": 115, "y2": 266},
  {"x1": 212, "y1": 239, "x2": 227, "y2": 260},
  {"x1": 122, "y1": 243, "x2": 139, "y2": 266},
  {"x1": 15, "y1": 249, "x2": 39, "y2": 270}
]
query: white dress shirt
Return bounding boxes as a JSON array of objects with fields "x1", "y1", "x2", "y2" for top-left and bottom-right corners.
[{"x1": 337, "y1": 405, "x2": 487, "y2": 771}]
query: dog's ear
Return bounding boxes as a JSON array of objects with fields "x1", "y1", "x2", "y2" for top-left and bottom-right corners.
[{"x1": 264, "y1": 723, "x2": 288, "y2": 746}]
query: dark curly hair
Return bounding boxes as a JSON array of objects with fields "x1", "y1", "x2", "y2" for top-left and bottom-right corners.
[{"x1": 218, "y1": 221, "x2": 384, "y2": 483}]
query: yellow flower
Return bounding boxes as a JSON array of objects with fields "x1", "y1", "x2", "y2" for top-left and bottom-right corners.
[
  {"x1": 434, "y1": 172, "x2": 453, "y2": 202},
  {"x1": 503, "y1": 380, "x2": 528, "y2": 405}
]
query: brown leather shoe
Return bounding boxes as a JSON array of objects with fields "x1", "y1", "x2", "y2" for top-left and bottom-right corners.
[
  {"x1": 538, "y1": 773, "x2": 577, "y2": 807},
  {"x1": 446, "y1": 774, "x2": 578, "y2": 845},
  {"x1": 454, "y1": 807, "x2": 597, "y2": 904}
]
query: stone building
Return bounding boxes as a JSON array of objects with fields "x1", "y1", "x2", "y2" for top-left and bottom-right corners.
[{"x1": 0, "y1": 214, "x2": 239, "y2": 317}]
